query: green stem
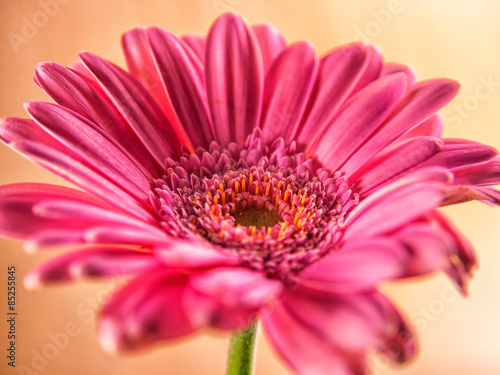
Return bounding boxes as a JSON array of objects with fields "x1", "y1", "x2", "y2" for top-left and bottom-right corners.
[{"x1": 226, "y1": 321, "x2": 259, "y2": 375}]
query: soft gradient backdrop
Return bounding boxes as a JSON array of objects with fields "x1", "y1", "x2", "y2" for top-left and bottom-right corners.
[{"x1": 1, "y1": 1, "x2": 500, "y2": 374}]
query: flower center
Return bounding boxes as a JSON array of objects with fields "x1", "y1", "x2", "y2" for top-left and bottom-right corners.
[
  {"x1": 233, "y1": 207, "x2": 282, "y2": 228},
  {"x1": 151, "y1": 131, "x2": 359, "y2": 281}
]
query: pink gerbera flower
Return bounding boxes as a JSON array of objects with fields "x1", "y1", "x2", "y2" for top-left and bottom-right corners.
[{"x1": 1, "y1": 12, "x2": 499, "y2": 375}]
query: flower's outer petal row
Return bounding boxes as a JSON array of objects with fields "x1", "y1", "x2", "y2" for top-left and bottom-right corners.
[
  {"x1": 25, "y1": 101, "x2": 152, "y2": 202},
  {"x1": 262, "y1": 301, "x2": 367, "y2": 375},
  {"x1": 186, "y1": 267, "x2": 282, "y2": 330},
  {"x1": 341, "y1": 79, "x2": 460, "y2": 175},
  {"x1": 391, "y1": 211, "x2": 477, "y2": 295},
  {"x1": 148, "y1": 27, "x2": 215, "y2": 149},
  {"x1": 121, "y1": 28, "x2": 191, "y2": 150},
  {"x1": 23, "y1": 247, "x2": 162, "y2": 289},
  {"x1": 79, "y1": 51, "x2": 184, "y2": 163},
  {"x1": 154, "y1": 241, "x2": 239, "y2": 268},
  {"x1": 294, "y1": 43, "x2": 374, "y2": 147},
  {"x1": 281, "y1": 286, "x2": 414, "y2": 363},
  {"x1": 34, "y1": 62, "x2": 163, "y2": 177},
  {"x1": 260, "y1": 41, "x2": 318, "y2": 144},
  {"x1": 311, "y1": 74, "x2": 407, "y2": 172},
  {"x1": 205, "y1": 13, "x2": 263, "y2": 147},
  {"x1": 349, "y1": 136, "x2": 443, "y2": 195},
  {"x1": 400, "y1": 113, "x2": 443, "y2": 139},
  {"x1": 98, "y1": 271, "x2": 198, "y2": 353},
  {"x1": 300, "y1": 238, "x2": 408, "y2": 292},
  {"x1": 382, "y1": 62, "x2": 417, "y2": 85},
  {"x1": 443, "y1": 185, "x2": 500, "y2": 206},
  {"x1": 9, "y1": 138, "x2": 154, "y2": 221},
  {"x1": 343, "y1": 168, "x2": 450, "y2": 241},
  {"x1": 251, "y1": 23, "x2": 287, "y2": 74},
  {"x1": 181, "y1": 34, "x2": 206, "y2": 61}
]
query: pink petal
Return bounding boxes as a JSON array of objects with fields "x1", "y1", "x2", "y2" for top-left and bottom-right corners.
[
  {"x1": 148, "y1": 27, "x2": 214, "y2": 149},
  {"x1": 181, "y1": 34, "x2": 206, "y2": 61},
  {"x1": 349, "y1": 44, "x2": 383, "y2": 95},
  {"x1": 262, "y1": 302, "x2": 366, "y2": 375},
  {"x1": 121, "y1": 28, "x2": 187, "y2": 146},
  {"x1": 154, "y1": 241, "x2": 239, "y2": 268},
  {"x1": 205, "y1": 13, "x2": 263, "y2": 146},
  {"x1": 186, "y1": 267, "x2": 282, "y2": 330},
  {"x1": 12, "y1": 140, "x2": 154, "y2": 221},
  {"x1": 452, "y1": 157, "x2": 500, "y2": 186},
  {"x1": 443, "y1": 185, "x2": 500, "y2": 206},
  {"x1": 0, "y1": 117, "x2": 62, "y2": 149},
  {"x1": 84, "y1": 224, "x2": 169, "y2": 246},
  {"x1": 311, "y1": 73, "x2": 407, "y2": 171},
  {"x1": 79, "y1": 51, "x2": 184, "y2": 163},
  {"x1": 251, "y1": 23, "x2": 287, "y2": 74},
  {"x1": 34, "y1": 62, "x2": 163, "y2": 177},
  {"x1": 341, "y1": 79, "x2": 460, "y2": 175},
  {"x1": 99, "y1": 271, "x2": 198, "y2": 352},
  {"x1": 344, "y1": 168, "x2": 450, "y2": 240},
  {"x1": 350, "y1": 136, "x2": 442, "y2": 195},
  {"x1": 294, "y1": 43, "x2": 373, "y2": 146},
  {"x1": 382, "y1": 62, "x2": 416, "y2": 85},
  {"x1": 282, "y1": 286, "x2": 415, "y2": 361},
  {"x1": 301, "y1": 238, "x2": 408, "y2": 290},
  {"x1": 400, "y1": 113, "x2": 443, "y2": 139},
  {"x1": 421, "y1": 138, "x2": 499, "y2": 170},
  {"x1": 24, "y1": 247, "x2": 161, "y2": 288},
  {"x1": 26, "y1": 101, "x2": 152, "y2": 201},
  {"x1": 259, "y1": 42, "x2": 317, "y2": 144}
]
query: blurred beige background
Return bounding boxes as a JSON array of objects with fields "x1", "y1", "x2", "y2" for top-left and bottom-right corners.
[{"x1": 1, "y1": 0, "x2": 500, "y2": 374}]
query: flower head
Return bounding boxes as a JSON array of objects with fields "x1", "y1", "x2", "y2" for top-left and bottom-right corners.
[{"x1": 1, "y1": 12, "x2": 499, "y2": 374}]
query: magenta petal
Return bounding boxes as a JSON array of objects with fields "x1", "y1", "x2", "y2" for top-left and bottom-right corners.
[
  {"x1": 251, "y1": 23, "x2": 287, "y2": 74},
  {"x1": 12, "y1": 140, "x2": 154, "y2": 221},
  {"x1": 154, "y1": 241, "x2": 239, "y2": 268},
  {"x1": 344, "y1": 168, "x2": 450, "y2": 240},
  {"x1": 282, "y1": 286, "x2": 415, "y2": 361},
  {"x1": 350, "y1": 136, "x2": 443, "y2": 195},
  {"x1": 452, "y1": 157, "x2": 500, "y2": 186},
  {"x1": 79, "y1": 51, "x2": 184, "y2": 162},
  {"x1": 85, "y1": 224, "x2": 168, "y2": 246},
  {"x1": 349, "y1": 44, "x2": 383, "y2": 95},
  {"x1": 260, "y1": 42, "x2": 317, "y2": 144},
  {"x1": 181, "y1": 34, "x2": 206, "y2": 61},
  {"x1": 262, "y1": 302, "x2": 366, "y2": 375},
  {"x1": 382, "y1": 62, "x2": 416, "y2": 84},
  {"x1": 341, "y1": 79, "x2": 460, "y2": 175},
  {"x1": 295, "y1": 43, "x2": 371, "y2": 146},
  {"x1": 400, "y1": 113, "x2": 443, "y2": 139},
  {"x1": 301, "y1": 238, "x2": 408, "y2": 290},
  {"x1": 312, "y1": 73, "x2": 407, "y2": 171},
  {"x1": 34, "y1": 62, "x2": 162, "y2": 177},
  {"x1": 186, "y1": 267, "x2": 282, "y2": 330},
  {"x1": 24, "y1": 247, "x2": 161, "y2": 288},
  {"x1": 121, "y1": 27, "x2": 185, "y2": 140},
  {"x1": 0, "y1": 117, "x2": 63, "y2": 149},
  {"x1": 444, "y1": 185, "x2": 500, "y2": 206},
  {"x1": 205, "y1": 13, "x2": 263, "y2": 146},
  {"x1": 99, "y1": 271, "x2": 198, "y2": 352},
  {"x1": 26, "y1": 101, "x2": 152, "y2": 201},
  {"x1": 148, "y1": 27, "x2": 214, "y2": 149}
]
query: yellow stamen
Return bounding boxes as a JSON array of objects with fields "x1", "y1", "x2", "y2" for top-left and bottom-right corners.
[
  {"x1": 235, "y1": 181, "x2": 240, "y2": 193},
  {"x1": 265, "y1": 183, "x2": 271, "y2": 196},
  {"x1": 242, "y1": 179, "x2": 247, "y2": 192},
  {"x1": 301, "y1": 192, "x2": 308, "y2": 205}
]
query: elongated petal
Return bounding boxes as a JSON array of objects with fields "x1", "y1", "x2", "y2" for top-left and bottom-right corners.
[
  {"x1": 251, "y1": 23, "x2": 287, "y2": 74},
  {"x1": 350, "y1": 136, "x2": 442, "y2": 195},
  {"x1": 294, "y1": 43, "x2": 372, "y2": 145},
  {"x1": 121, "y1": 27, "x2": 186, "y2": 143},
  {"x1": 24, "y1": 247, "x2": 161, "y2": 288},
  {"x1": 26, "y1": 101, "x2": 151, "y2": 201},
  {"x1": 186, "y1": 267, "x2": 282, "y2": 330},
  {"x1": 344, "y1": 168, "x2": 450, "y2": 240},
  {"x1": 80, "y1": 52, "x2": 183, "y2": 162},
  {"x1": 312, "y1": 74, "x2": 407, "y2": 170},
  {"x1": 99, "y1": 271, "x2": 198, "y2": 352},
  {"x1": 205, "y1": 13, "x2": 263, "y2": 146},
  {"x1": 12, "y1": 140, "x2": 154, "y2": 221},
  {"x1": 148, "y1": 27, "x2": 214, "y2": 148},
  {"x1": 301, "y1": 239, "x2": 408, "y2": 290},
  {"x1": 181, "y1": 34, "x2": 206, "y2": 61},
  {"x1": 260, "y1": 42, "x2": 317, "y2": 144},
  {"x1": 262, "y1": 302, "x2": 366, "y2": 375},
  {"x1": 342, "y1": 79, "x2": 460, "y2": 175},
  {"x1": 154, "y1": 241, "x2": 239, "y2": 268}
]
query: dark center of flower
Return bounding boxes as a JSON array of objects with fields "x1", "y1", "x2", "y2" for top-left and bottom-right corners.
[{"x1": 151, "y1": 130, "x2": 359, "y2": 282}]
